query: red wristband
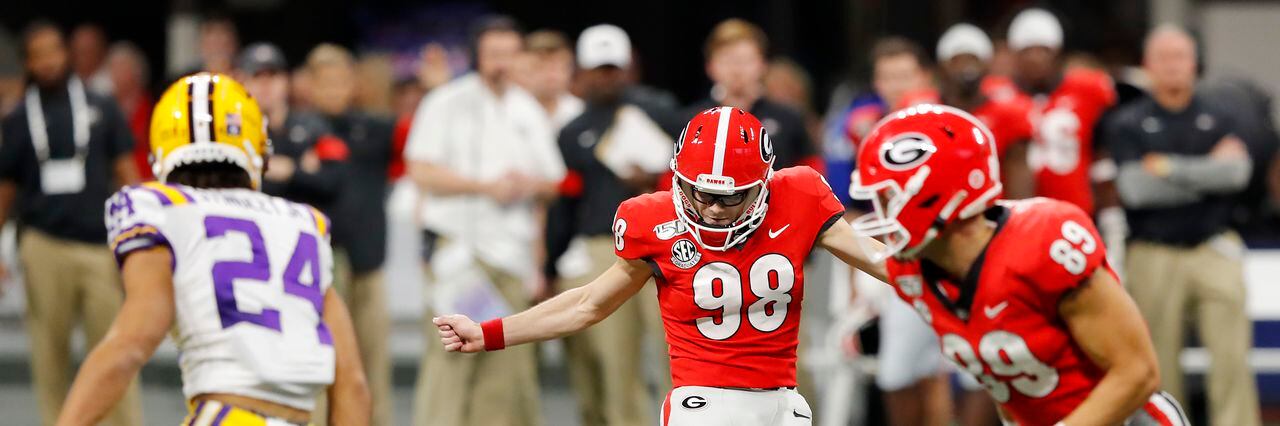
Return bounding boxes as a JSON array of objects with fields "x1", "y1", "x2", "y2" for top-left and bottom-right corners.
[{"x1": 481, "y1": 318, "x2": 506, "y2": 351}]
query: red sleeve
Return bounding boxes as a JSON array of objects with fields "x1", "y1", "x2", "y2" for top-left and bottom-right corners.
[
  {"x1": 613, "y1": 196, "x2": 659, "y2": 261},
  {"x1": 1065, "y1": 69, "x2": 1117, "y2": 108},
  {"x1": 388, "y1": 114, "x2": 412, "y2": 179},
  {"x1": 313, "y1": 135, "x2": 351, "y2": 162},
  {"x1": 989, "y1": 101, "x2": 1033, "y2": 158},
  {"x1": 775, "y1": 166, "x2": 845, "y2": 226},
  {"x1": 1012, "y1": 200, "x2": 1109, "y2": 307},
  {"x1": 558, "y1": 170, "x2": 584, "y2": 197},
  {"x1": 812, "y1": 173, "x2": 846, "y2": 222}
]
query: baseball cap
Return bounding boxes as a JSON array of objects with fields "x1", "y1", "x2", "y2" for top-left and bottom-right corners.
[
  {"x1": 577, "y1": 24, "x2": 631, "y2": 69},
  {"x1": 1008, "y1": 8, "x2": 1063, "y2": 51},
  {"x1": 237, "y1": 42, "x2": 287, "y2": 74},
  {"x1": 937, "y1": 23, "x2": 993, "y2": 62}
]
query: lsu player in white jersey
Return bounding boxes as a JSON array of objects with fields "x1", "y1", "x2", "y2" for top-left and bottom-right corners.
[{"x1": 56, "y1": 73, "x2": 370, "y2": 425}]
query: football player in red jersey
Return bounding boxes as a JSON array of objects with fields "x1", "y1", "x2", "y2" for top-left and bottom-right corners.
[
  {"x1": 936, "y1": 23, "x2": 1036, "y2": 200},
  {"x1": 850, "y1": 104, "x2": 1187, "y2": 426},
  {"x1": 433, "y1": 107, "x2": 887, "y2": 425},
  {"x1": 1007, "y1": 8, "x2": 1117, "y2": 215}
]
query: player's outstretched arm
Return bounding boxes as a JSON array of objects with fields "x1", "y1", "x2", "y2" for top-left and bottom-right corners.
[
  {"x1": 323, "y1": 288, "x2": 372, "y2": 425},
  {"x1": 435, "y1": 257, "x2": 652, "y2": 352},
  {"x1": 1057, "y1": 269, "x2": 1161, "y2": 426},
  {"x1": 55, "y1": 247, "x2": 175, "y2": 426},
  {"x1": 817, "y1": 217, "x2": 889, "y2": 283}
]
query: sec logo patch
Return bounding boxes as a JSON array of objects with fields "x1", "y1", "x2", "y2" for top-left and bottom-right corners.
[{"x1": 671, "y1": 239, "x2": 701, "y2": 269}]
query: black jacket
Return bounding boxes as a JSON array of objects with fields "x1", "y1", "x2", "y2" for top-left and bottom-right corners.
[{"x1": 322, "y1": 110, "x2": 394, "y2": 274}]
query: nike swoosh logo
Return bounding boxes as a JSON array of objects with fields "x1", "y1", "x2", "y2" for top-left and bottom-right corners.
[
  {"x1": 793, "y1": 410, "x2": 811, "y2": 419},
  {"x1": 768, "y1": 224, "x2": 791, "y2": 239},
  {"x1": 984, "y1": 301, "x2": 1009, "y2": 319}
]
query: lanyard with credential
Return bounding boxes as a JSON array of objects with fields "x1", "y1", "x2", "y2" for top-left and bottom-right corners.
[{"x1": 25, "y1": 77, "x2": 90, "y2": 163}]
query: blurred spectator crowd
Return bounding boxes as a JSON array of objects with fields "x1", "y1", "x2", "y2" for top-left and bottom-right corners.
[{"x1": 0, "y1": 7, "x2": 1277, "y2": 426}]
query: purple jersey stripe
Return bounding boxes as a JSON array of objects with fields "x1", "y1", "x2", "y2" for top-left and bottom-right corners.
[
  {"x1": 186, "y1": 401, "x2": 207, "y2": 426},
  {"x1": 140, "y1": 186, "x2": 173, "y2": 206},
  {"x1": 210, "y1": 404, "x2": 232, "y2": 425},
  {"x1": 318, "y1": 323, "x2": 333, "y2": 346},
  {"x1": 173, "y1": 185, "x2": 197, "y2": 203},
  {"x1": 109, "y1": 225, "x2": 173, "y2": 268}
]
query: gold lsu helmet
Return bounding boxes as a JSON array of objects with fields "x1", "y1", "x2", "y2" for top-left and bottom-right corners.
[{"x1": 150, "y1": 73, "x2": 270, "y2": 189}]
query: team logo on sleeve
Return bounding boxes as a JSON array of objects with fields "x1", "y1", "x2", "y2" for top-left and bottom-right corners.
[
  {"x1": 671, "y1": 239, "x2": 702, "y2": 269},
  {"x1": 880, "y1": 132, "x2": 936, "y2": 171},
  {"x1": 653, "y1": 219, "x2": 690, "y2": 241}
]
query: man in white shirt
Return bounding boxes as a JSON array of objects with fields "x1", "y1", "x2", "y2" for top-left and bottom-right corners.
[
  {"x1": 405, "y1": 15, "x2": 564, "y2": 426},
  {"x1": 517, "y1": 29, "x2": 584, "y2": 132}
]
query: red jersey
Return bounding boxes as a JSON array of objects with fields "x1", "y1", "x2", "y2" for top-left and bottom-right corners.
[
  {"x1": 614, "y1": 167, "x2": 845, "y2": 388},
  {"x1": 971, "y1": 93, "x2": 1034, "y2": 159},
  {"x1": 125, "y1": 94, "x2": 155, "y2": 180},
  {"x1": 885, "y1": 198, "x2": 1121, "y2": 425},
  {"x1": 1025, "y1": 69, "x2": 1116, "y2": 214},
  {"x1": 980, "y1": 75, "x2": 1021, "y2": 103}
]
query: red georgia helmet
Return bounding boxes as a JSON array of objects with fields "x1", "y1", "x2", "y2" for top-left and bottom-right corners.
[
  {"x1": 850, "y1": 104, "x2": 1002, "y2": 260},
  {"x1": 671, "y1": 107, "x2": 775, "y2": 251}
]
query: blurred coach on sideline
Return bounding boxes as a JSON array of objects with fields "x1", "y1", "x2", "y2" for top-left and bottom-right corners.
[
  {"x1": 0, "y1": 21, "x2": 141, "y2": 426},
  {"x1": 406, "y1": 15, "x2": 564, "y2": 426},
  {"x1": 1106, "y1": 25, "x2": 1260, "y2": 426}
]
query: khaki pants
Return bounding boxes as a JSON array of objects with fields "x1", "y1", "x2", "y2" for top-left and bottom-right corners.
[
  {"x1": 413, "y1": 255, "x2": 541, "y2": 426},
  {"x1": 558, "y1": 236, "x2": 654, "y2": 426},
  {"x1": 1126, "y1": 232, "x2": 1261, "y2": 426},
  {"x1": 315, "y1": 250, "x2": 391, "y2": 426},
  {"x1": 20, "y1": 228, "x2": 142, "y2": 426}
]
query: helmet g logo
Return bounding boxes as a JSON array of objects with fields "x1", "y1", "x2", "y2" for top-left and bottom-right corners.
[
  {"x1": 880, "y1": 133, "x2": 936, "y2": 171},
  {"x1": 760, "y1": 129, "x2": 775, "y2": 163}
]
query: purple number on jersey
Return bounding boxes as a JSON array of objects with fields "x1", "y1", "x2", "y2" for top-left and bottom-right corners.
[
  {"x1": 206, "y1": 216, "x2": 281, "y2": 331},
  {"x1": 205, "y1": 215, "x2": 329, "y2": 344},
  {"x1": 283, "y1": 232, "x2": 332, "y2": 345}
]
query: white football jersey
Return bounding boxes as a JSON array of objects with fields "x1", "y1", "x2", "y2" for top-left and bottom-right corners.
[{"x1": 105, "y1": 182, "x2": 335, "y2": 410}]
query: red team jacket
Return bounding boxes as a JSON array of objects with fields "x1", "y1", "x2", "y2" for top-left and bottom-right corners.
[
  {"x1": 613, "y1": 167, "x2": 845, "y2": 388},
  {"x1": 1025, "y1": 69, "x2": 1117, "y2": 214},
  {"x1": 886, "y1": 198, "x2": 1118, "y2": 425}
]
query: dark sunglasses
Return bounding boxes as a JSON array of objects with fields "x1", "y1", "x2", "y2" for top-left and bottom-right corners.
[{"x1": 692, "y1": 188, "x2": 750, "y2": 207}]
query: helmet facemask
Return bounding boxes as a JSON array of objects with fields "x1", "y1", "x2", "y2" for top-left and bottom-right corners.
[
  {"x1": 850, "y1": 164, "x2": 1003, "y2": 262},
  {"x1": 850, "y1": 171, "x2": 925, "y2": 262},
  {"x1": 672, "y1": 171, "x2": 770, "y2": 251}
]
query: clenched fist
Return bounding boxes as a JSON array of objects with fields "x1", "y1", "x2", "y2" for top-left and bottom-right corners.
[{"x1": 433, "y1": 315, "x2": 486, "y2": 353}]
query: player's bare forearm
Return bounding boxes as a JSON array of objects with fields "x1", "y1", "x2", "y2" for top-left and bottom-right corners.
[
  {"x1": 323, "y1": 288, "x2": 371, "y2": 425},
  {"x1": 1057, "y1": 269, "x2": 1160, "y2": 425},
  {"x1": 505, "y1": 258, "x2": 650, "y2": 344},
  {"x1": 819, "y1": 218, "x2": 889, "y2": 283},
  {"x1": 435, "y1": 258, "x2": 651, "y2": 352},
  {"x1": 1002, "y1": 142, "x2": 1035, "y2": 199},
  {"x1": 56, "y1": 247, "x2": 175, "y2": 426}
]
